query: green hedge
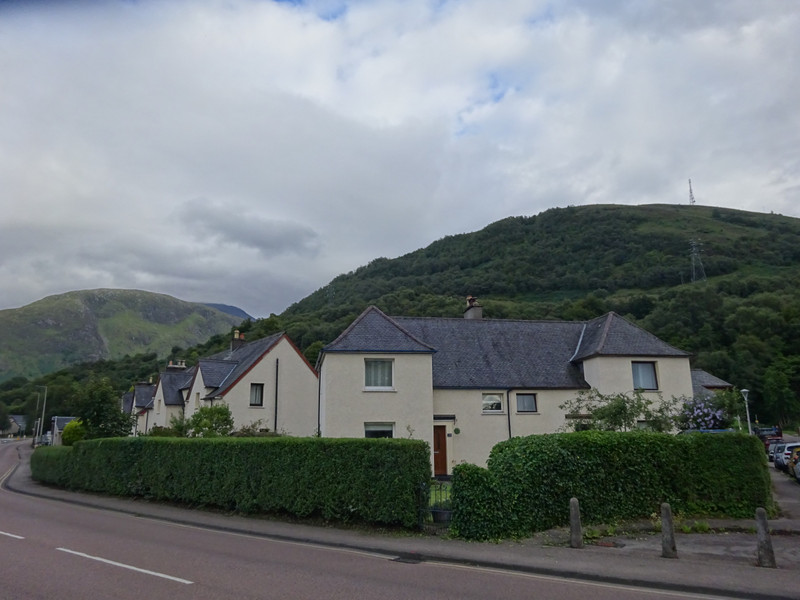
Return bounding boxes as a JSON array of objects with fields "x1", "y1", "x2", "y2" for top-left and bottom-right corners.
[
  {"x1": 450, "y1": 431, "x2": 772, "y2": 540},
  {"x1": 31, "y1": 437, "x2": 431, "y2": 528}
]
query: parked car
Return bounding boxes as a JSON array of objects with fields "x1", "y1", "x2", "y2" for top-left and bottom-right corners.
[
  {"x1": 787, "y1": 447, "x2": 800, "y2": 479},
  {"x1": 767, "y1": 440, "x2": 783, "y2": 462},
  {"x1": 773, "y1": 443, "x2": 787, "y2": 469},
  {"x1": 776, "y1": 443, "x2": 800, "y2": 472},
  {"x1": 764, "y1": 436, "x2": 782, "y2": 456}
]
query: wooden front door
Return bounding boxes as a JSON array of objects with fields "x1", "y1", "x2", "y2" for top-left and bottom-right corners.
[{"x1": 433, "y1": 425, "x2": 447, "y2": 476}]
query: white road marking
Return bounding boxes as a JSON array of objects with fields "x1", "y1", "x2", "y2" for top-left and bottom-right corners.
[
  {"x1": 56, "y1": 548, "x2": 193, "y2": 584},
  {"x1": 0, "y1": 530, "x2": 24, "y2": 539}
]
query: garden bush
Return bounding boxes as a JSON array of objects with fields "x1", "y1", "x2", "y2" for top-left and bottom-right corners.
[{"x1": 450, "y1": 431, "x2": 771, "y2": 540}]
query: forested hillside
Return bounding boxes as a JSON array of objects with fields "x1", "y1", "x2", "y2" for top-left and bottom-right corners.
[{"x1": 3, "y1": 204, "x2": 800, "y2": 432}]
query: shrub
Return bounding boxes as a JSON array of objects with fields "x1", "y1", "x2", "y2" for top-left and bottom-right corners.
[
  {"x1": 451, "y1": 431, "x2": 771, "y2": 540},
  {"x1": 31, "y1": 436, "x2": 431, "y2": 528},
  {"x1": 61, "y1": 419, "x2": 86, "y2": 446}
]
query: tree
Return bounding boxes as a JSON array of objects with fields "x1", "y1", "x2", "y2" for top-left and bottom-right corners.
[
  {"x1": 559, "y1": 389, "x2": 677, "y2": 432},
  {"x1": 187, "y1": 405, "x2": 234, "y2": 438},
  {"x1": 762, "y1": 358, "x2": 800, "y2": 427},
  {"x1": 68, "y1": 377, "x2": 134, "y2": 439}
]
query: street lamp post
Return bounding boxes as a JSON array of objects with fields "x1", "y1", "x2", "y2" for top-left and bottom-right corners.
[
  {"x1": 37, "y1": 386, "x2": 47, "y2": 444},
  {"x1": 741, "y1": 389, "x2": 752, "y2": 435}
]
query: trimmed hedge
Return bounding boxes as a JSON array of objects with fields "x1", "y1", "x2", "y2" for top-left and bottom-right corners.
[
  {"x1": 450, "y1": 431, "x2": 772, "y2": 540},
  {"x1": 31, "y1": 437, "x2": 431, "y2": 528}
]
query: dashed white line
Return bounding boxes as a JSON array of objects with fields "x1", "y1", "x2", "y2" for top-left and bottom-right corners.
[
  {"x1": 0, "y1": 530, "x2": 24, "y2": 539},
  {"x1": 56, "y1": 548, "x2": 193, "y2": 584}
]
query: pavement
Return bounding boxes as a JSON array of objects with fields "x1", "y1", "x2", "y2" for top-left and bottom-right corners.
[{"x1": 4, "y1": 440, "x2": 800, "y2": 600}]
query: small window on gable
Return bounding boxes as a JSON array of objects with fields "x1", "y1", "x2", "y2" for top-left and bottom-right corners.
[
  {"x1": 364, "y1": 423, "x2": 394, "y2": 438},
  {"x1": 516, "y1": 393, "x2": 538, "y2": 413},
  {"x1": 250, "y1": 383, "x2": 264, "y2": 407},
  {"x1": 632, "y1": 361, "x2": 658, "y2": 390},
  {"x1": 482, "y1": 393, "x2": 503, "y2": 414},
  {"x1": 365, "y1": 359, "x2": 393, "y2": 389}
]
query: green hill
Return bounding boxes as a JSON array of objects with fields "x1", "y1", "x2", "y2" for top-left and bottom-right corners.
[
  {"x1": 0, "y1": 289, "x2": 243, "y2": 383},
  {"x1": 3, "y1": 204, "x2": 800, "y2": 430}
]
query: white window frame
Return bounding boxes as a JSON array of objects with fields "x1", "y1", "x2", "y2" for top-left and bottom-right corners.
[
  {"x1": 632, "y1": 361, "x2": 658, "y2": 391},
  {"x1": 482, "y1": 392, "x2": 504, "y2": 414},
  {"x1": 516, "y1": 393, "x2": 538, "y2": 413},
  {"x1": 364, "y1": 422, "x2": 394, "y2": 438},
  {"x1": 250, "y1": 383, "x2": 264, "y2": 407},
  {"x1": 364, "y1": 358, "x2": 394, "y2": 391}
]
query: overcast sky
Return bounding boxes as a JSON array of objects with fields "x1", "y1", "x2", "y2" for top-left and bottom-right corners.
[{"x1": 1, "y1": 0, "x2": 798, "y2": 317}]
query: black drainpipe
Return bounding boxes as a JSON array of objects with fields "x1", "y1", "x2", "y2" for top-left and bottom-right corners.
[
  {"x1": 506, "y1": 389, "x2": 513, "y2": 439},
  {"x1": 273, "y1": 358, "x2": 280, "y2": 433},
  {"x1": 316, "y1": 361, "x2": 322, "y2": 436}
]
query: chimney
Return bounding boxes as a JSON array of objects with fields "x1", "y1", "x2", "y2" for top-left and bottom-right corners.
[
  {"x1": 464, "y1": 295, "x2": 483, "y2": 319},
  {"x1": 231, "y1": 330, "x2": 246, "y2": 352},
  {"x1": 166, "y1": 359, "x2": 187, "y2": 371}
]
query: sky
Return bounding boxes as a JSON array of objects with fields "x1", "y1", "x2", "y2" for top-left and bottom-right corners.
[{"x1": 1, "y1": 0, "x2": 798, "y2": 318}]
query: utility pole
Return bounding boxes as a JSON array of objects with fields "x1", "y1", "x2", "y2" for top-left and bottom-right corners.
[{"x1": 37, "y1": 386, "x2": 47, "y2": 444}]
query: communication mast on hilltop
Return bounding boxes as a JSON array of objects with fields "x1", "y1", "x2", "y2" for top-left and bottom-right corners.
[{"x1": 687, "y1": 179, "x2": 706, "y2": 282}]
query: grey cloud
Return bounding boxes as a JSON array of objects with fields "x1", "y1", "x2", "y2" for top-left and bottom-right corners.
[{"x1": 176, "y1": 199, "x2": 322, "y2": 258}]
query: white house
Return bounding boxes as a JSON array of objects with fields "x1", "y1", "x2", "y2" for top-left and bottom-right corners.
[
  {"x1": 168, "y1": 331, "x2": 319, "y2": 436},
  {"x1": 318, "y1": 299, "x2": 702, "y2": 476}
]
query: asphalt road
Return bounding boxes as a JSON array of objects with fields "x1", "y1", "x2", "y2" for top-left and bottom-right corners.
[{"x1": 0, "y1": 440, "x2": 739, "y2": 600}]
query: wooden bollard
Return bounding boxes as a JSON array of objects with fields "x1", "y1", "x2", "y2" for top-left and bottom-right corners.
[
  {"x1": 661, "y1": 502, "x2": 677, "y2": 559},
  {"x1": 755, "y1": 507, "x2": 777, "y2": 568},
  {"x1": 569, "y1": 497, "x2": 583, "y2": 549}
]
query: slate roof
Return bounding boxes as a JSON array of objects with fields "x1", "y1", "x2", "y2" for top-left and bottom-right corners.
[
  {"x1": 324, "y1": 307, "x2": 435, "y2": 354},
  {"x1": 133, "y1": 383, "x2": 156, "y2": 410},
  {"x1": 323, "y1": 307, "x2": 691, "y2": 390},
  {"x1": 396, "y1": 316, "x2": 588, "y2": 389},
  {"x1": 691, "y1": 369, "x2": 733, "y2": 397},
  {"x1": 157, "y1": 366, "x2": 196, "y2": 406},
  {"x1": 121, "y1": 391, "x2": 134, "y2": 414},
  {"x1": 202, "y1": 332, "x2": 284, "y2": 398},
  {"x1": 571, "y1": 312, "x2": 689, "y2": 360},
  {"x1": 10, "y1": 415, "x2": 27, "y2": 431}
]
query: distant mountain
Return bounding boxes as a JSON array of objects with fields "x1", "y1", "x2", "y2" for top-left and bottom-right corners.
[
  {"x1": 0, "y1": 289, "x2": 243, "y2": 383},
  {"x1": 3, "y1": 204, "x2": 800, "y2": 427},
  {"x1": 203, "y1": 303, "x2": 253, "y2": 321}
]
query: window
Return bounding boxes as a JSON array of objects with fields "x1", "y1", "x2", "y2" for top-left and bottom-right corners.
[
  {"x1": 365, "y1": 359, "x2": 393, "y2": 389},
  {"x1": 516, "y1": 393, "x2": 538, "y2": 413},
  {"x1": 482, "y1": 393, "x2": 503, "y2": 413},
  {"x1": 250, "y1": 383, "x2": 264, "y2": 406},
  {"x1": 632, "y1": 361, "x2": 658, "y2": 390},
  {"x1": 364, "y1": 423, "x2": 394, "y2": 438}
]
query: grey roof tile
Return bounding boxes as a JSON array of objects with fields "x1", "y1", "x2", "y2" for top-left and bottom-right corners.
[
  {"x1": 324, "y1": 307, "x2": 693, "y2": 390},
  {"x1": 121, "y1": 391, "x2": 134, "y2": 414},
  {"x1": 204, "y1": 332, "x2": 284, "y2": 397},
  {"x1": 396, "y1": 316, "x2": 588, "y2": 389},
  {"x1": 158, "y1": 367, "x2": 196, "y2": 406},
  {"x1": 572, "y1": 312, "x2": 689, "y2": 360},
  {"x1": 324, "y1": 306, "x2": 436, "y2": 353},
  {"x1": 133, "y1": 383, "x2": 156, "y2": 409},
  {"x1": 691, "y1": 368, "x2": 733, "y2": 397}
]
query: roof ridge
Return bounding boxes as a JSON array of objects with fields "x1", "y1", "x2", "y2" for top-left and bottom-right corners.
[{"x1": 593, "y1": 312, "x2": 615, "y2": 354}]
